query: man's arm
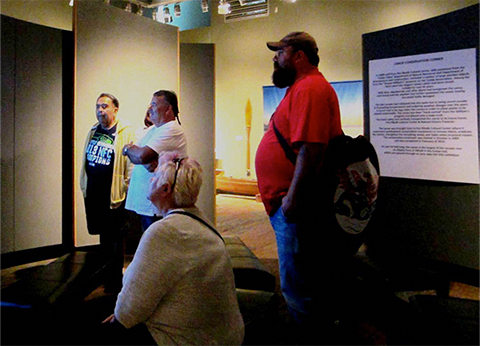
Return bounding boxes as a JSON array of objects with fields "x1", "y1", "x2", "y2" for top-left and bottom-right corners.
[
  {"x1": 122, "y1": 143, "x2": 158, "y2": 165},
  {"x1": 281, "y1": 142, "x2": 326, "y2": 221}
]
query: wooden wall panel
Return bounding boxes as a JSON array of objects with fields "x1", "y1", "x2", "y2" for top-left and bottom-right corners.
[
  {"x1": 1, "y1": 16, "x2": 63, "y2": 253},
  {"x1": 180, "y1": 43, "x2": 215, "y2": 223},
  {"x1": 1, "y1": 16, "x2": 16, "y2": 254},
  {"x1": 14, "y1": 20, "x2": 63, "y2": 250}
]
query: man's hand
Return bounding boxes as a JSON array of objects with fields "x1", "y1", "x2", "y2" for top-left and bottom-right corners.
[
  {"x1": 281, "y1": 193, "x2": 298, "y2": 222},
  {"x1": 121, "y1": 143, "x2": 158, "y2": 165},
  {"x1": 122, "y1": 142, "x2": 134, "y2": 156}
]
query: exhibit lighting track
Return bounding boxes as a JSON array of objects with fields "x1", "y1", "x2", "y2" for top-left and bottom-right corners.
[{"x1": 129, "y1": 0, "x2": 189, "y2": 8}]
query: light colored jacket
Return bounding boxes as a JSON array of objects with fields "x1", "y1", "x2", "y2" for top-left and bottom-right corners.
[
  {"x1": 80, "y1": 119, "x2": 135, "y2": 208},
  {"x1": 115, "y1": 207, "x2": 245, "y2": 345}
]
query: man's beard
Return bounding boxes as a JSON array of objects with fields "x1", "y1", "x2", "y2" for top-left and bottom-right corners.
[{"x1": 272, "y1": 63, "x2": 296, "y2": 88}]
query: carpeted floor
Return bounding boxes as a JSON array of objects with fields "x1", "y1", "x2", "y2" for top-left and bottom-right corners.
[
  {"x1": 216, "y1": 194, "x2": 277, "y2": 259},
  {"x1": 215, "y1": 194, "x2": 390, "y2": 345},
  {"x1": 214, "y1": 194, "x2": 480, "y2": 346},
  {"x1": 2, "y1": 194, "x2": 478, "y2": 345}
]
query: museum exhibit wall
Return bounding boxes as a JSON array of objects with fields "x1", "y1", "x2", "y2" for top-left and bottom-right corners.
[
  {"x1": 180, "y1": 43, "x2": 216, "y2": 223},
  {"x1": 74, "y1": 1, "x2": 180, "y2": 247},
  {"x1": 362, "y1": 4, "x2": 479, "y2": 276},
  {"x1": 1, "y1": 0, "x2": 477, "y2": 252},
  {"x1": 1, "y1": 16, "x2": 64, "y2": 254},
  {"x1": 2, "y1": 3, "x2": 215, "y2": 256},
  {"x1": 179, "y1": 0, "x2": 478, "y2": 179},
  {"x1": 0, "y1": 0, "x2": 73, "y2": 31},
  {"x1": 2, "y1": 0, "x2": 476, "y2": 180}
]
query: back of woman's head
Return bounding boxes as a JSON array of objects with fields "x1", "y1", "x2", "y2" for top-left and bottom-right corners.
[{"x1": 152, "y1": 152, "x2": 202, "y2": 207}]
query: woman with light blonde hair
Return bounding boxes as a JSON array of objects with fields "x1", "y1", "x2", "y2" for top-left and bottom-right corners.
[
  {"x1": 104, "y1": 151, "x2": 244, "y2": 345},
  {"x1": 148, "y1": 151, "x2": 202, "y2": 210}
]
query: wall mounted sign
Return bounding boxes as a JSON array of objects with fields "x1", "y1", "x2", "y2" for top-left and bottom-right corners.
[{"x1": 369, "y1": 48, "x2": 479, "y2": 184}]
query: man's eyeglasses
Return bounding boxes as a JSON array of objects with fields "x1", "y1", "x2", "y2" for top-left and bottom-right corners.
[{"x1": 171, "y1": 158, "x2": 185, "y2": 191}]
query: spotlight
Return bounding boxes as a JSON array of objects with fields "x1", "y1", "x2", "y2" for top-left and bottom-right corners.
[
  {"x1": 154, "y1": 7, "x2": 163, "y2": 22},
  {"x1": 201, "y1": 0, "x2": 209, "y2": 13},
  {"x1": 218, "y1": 0, "x2": 230, "y2": 14},
  {"x1": 163, "y1": 6, "x2": 173, "y2": 23},
  {"x1": 174, "y1": 3, "x2": 181, "y2": 17}
]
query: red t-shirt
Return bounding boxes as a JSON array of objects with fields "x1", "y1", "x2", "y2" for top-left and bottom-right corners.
[{"x1": 255, "y1": 69, "x2": 343, "y2": 215}]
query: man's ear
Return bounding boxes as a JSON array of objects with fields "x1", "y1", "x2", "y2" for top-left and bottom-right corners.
[
  {"x1": 294, "y1": 50, "x2": 307, "y2": 64},
  {"x1": 166, "y1": 103, "x2": 173, "y2": 116}
]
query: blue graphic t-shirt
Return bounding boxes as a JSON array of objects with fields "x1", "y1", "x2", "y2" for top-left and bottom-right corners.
[{"x1": 85, "y1": 124, "x2": 117, "y2": 205}]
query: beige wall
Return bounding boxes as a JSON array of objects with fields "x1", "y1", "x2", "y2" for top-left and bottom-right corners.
[
  {"x1": 180, "y1": 0, "x2": 478, "y2": 179},
  {"x1": 1, "y1": 16, "x2": 63, "y2": 253},
  {"x1": 74, "y1": 1, "x2": 180, "y2": 246},
  {"x1": 0, "y1": 0, "x2": 73, "y2": 30},
  {"x1": 2, "y1": 0, "x2": 477, "y2": 181}
]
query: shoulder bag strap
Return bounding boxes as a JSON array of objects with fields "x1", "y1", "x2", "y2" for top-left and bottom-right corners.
[
  {"x1": 167, "y1": 210, "x2": 225, "y2": 243},
  {"x1": 272, "y1": 117, "x2": 297, "y2": 165}
]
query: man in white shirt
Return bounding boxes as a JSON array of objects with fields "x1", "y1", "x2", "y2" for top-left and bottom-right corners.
[{"x1": 122, "y1": 90, "x2": 187, "y2": 232}]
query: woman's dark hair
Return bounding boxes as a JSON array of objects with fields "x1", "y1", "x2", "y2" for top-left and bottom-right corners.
[{"x1": 144, "y1": 110, "x2": 153, "y2": 127}]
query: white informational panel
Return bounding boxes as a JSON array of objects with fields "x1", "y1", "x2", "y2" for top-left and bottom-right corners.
[{"x1": 369, "y1": 48, "x2": 479, "y2": 184}]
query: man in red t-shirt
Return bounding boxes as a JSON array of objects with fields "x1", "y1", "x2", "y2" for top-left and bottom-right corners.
[{"x1": 255, "y1": 32, "x2": 344, "y2": 341}]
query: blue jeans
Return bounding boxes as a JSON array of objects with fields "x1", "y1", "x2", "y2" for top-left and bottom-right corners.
[
  {"x1": 270, "y1": 207, "x2": 317, "y2": 324},
  {"x1": 271, "y1": 206, "x2": 366, "y2": 328}
]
